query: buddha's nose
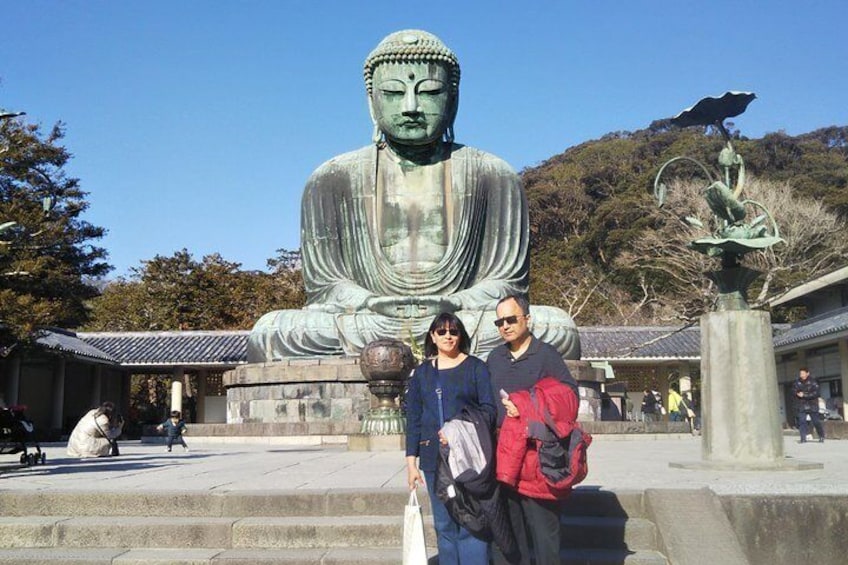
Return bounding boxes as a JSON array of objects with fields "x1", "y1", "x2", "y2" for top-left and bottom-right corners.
[{"x1": 402, "y1": 90, "x2": 421, "y2": 114}]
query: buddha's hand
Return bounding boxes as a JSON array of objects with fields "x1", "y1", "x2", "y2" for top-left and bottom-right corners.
[
  {"x1": 304, "y1": 303, "x2": 345, "y2": 313},
  {"x1": 415, "y1": 295, "x2": 462, "y2": 317},
  {"x1": 365, "y1": 295, "x2": 461, "y2": 318}
]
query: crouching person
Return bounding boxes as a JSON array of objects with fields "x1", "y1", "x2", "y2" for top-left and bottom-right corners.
[{"x1": 67, "y1": 401, "x2": 123, "y2": 458}]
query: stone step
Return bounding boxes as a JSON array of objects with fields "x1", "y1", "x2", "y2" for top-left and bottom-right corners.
[
  {"x1": 0, "y1": 489, "x2": 665, "y2": 563},
  {"x1": 0, "y1": 488, "x2": 647, "y2": 520},
  {"x1": 0, "y1": 547, "x2": 668, "y2": 564},
  {"x1": 561, "y1": 548, "x2": 668, "y2": 565},
  {"x1": 0, "y1": 515, "x2": 438, "y2": 550},
  {"x1": 0, "y1": 514, "x2": 660, "y2": 552},
  {"x1": 561, "y1": 489, "x2": 645, "y2": 518},
  {"x1": 232, "y1": 516, "x2": 439, "y2": 549},
  {"x1": 0, "y1": 490, "x2": 429, "y2": 518},
  {"x1": 561, "y1": 516, "x2": 657, "y2": 551}
]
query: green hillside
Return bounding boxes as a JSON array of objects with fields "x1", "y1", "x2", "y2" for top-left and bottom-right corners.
[{"x1": 523, "y1": 124, "x2": 848, "y2": 325}]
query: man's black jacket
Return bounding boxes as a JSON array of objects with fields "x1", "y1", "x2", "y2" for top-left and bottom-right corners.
[{"x1": 793, "y1": 377, "x2": 821, "y2": 412}]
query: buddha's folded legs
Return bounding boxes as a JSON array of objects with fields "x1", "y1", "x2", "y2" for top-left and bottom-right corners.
[
  {"x1": 467, "y1": 306, "x2": 581, "y2": 360},
  {"x1": 247, "y1": 309, "x2": 346, "y2": 362},
  {"x1": 247, "y1": 305, "x2": 581, "y2": 362}
]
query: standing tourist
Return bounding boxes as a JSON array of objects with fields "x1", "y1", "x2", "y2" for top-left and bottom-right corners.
[
  {"x1": 678, "y1": 391, "x2": 697, "y2": 434},
  {"x1": 793, "y1": 367, "x2": 825, "y2": 443},
  {"x1": 667, "y1": 385, "x2": 683, "y2": 422},
  {"x1": 405, "y1": 313, "x2": 496, "y2": 564},
  {"x1": 641, "y1": 387, "x2": 660, "y2": 423},
  {"x1": 487, "y1": 295, "x2": 578, "y2": 565}
]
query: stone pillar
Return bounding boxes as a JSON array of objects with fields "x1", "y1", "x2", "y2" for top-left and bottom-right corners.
[
  {"x1": 171, "y1": 367, "x2": 184, "y2": 414},
  {"x1": 839, "y1": 339, "x2": 848, "y2": 420},
  {"x1": 90, "y1": 365, "x2": 102, "y2": 408},
  {"x1": 51, "y1": 358, "x2": 66, "y2": 430},
  {"x1": 4, "y1": 355, "x2": 20, "y2": 406},
  {"x1": 567, "y1": 361, "x2": 605, "y2": 421},
  {"x1": 700, "y1": 310, "x2": 783, "y2": 465}
]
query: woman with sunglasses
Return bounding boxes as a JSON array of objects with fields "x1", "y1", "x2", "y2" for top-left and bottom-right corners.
[{"x1": 406, "y1": 312, "x2": 497, "y2": 564}]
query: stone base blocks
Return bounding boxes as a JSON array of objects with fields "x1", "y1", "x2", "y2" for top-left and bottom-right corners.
[{"x1": 223, "y1": 358, "x2": 607, "y2": 431}]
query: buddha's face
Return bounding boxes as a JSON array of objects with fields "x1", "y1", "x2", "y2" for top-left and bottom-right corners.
[{"x1": 371, "y1": 61, "x2": 454, "y2": 146}]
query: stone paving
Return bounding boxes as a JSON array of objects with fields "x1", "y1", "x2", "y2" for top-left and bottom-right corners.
[{"x1": 1, "y1": 435, "x2": 845, "y2": 495}]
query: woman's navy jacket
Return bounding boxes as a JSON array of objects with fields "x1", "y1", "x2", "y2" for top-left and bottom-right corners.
[{"x1": 405, "y1": 356, "x2": 496, "y2": 472}]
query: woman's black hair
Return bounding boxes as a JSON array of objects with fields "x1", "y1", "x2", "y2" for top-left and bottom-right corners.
[
  {"x1": 96, "y1": 401, "x2": 115, "y2": 417},
  {"x1": 423, "y1": 312, "x2": 471, "y2": 357}
]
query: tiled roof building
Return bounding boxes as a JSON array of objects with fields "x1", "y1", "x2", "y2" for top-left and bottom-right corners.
[{"x1": 79, "y1": 331, "x2": 249, "y2": 368}]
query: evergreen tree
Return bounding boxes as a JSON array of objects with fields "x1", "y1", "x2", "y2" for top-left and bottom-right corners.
[
  {"x1": 0, "y1": 116, "x2": 109, "y2": 348},
  {"x1": 86, "y1": 249, "x2": 306, "y2": 331}
]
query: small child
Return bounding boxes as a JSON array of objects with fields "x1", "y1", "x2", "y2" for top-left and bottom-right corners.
[{"x1": 156, "y1": 410, "x2": 189, "y2": 452}]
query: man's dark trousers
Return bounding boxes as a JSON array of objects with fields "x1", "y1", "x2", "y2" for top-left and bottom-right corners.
[
  {"x1": 797, "y1": 409, "x2": 825, "y2": 442},
  {"x1": 492, "y1": 487, "x2": 560, "y2": 565}
]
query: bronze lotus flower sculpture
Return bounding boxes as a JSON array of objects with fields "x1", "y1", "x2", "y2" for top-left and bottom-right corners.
[{"x1": 654, "y1": 91, "x2": 783, "y2": 268}]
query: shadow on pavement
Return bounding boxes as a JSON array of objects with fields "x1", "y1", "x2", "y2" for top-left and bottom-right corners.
[{"x1": 0, "y1": 452, "x2": 220, "y2": 476}]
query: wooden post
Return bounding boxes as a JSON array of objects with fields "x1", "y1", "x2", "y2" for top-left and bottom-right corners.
[{"x1": 51, "y1": 358, "x2": 66, "y2": 430}]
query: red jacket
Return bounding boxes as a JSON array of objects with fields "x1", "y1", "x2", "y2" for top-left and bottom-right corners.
[{"x1": 496, "y1": 377, "x2": 586, "y2": 500}]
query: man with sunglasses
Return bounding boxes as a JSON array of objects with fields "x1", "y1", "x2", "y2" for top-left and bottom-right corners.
[{"x1": 488, "y1": 294, "x2": 577, "y2": 565}]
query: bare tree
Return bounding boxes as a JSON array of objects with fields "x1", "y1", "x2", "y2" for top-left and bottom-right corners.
[{"x1": 619, "y1": 176, "x2": 848, "y2": 321}]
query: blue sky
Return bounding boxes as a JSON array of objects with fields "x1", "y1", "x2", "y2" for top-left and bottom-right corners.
[{"x1": 2, "y1": 1, "x2": 846, "y2": 278}]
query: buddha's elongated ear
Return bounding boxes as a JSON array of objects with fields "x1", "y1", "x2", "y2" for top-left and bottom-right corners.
[
  {"x1": 367, "y1": 95, "x2": 383, "y2": 145},
  {"x1": 444, "y1": 91, "x2": 459, "y2": 144}
]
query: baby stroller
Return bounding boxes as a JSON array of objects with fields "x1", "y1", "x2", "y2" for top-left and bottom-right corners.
[{"x1": 0, "y1": 405, "x2": 46, "y2": 466}]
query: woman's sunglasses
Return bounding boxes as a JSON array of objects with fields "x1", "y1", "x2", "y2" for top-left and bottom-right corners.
[{"x1": 435, "y1": 328, "x2": 460, "y2": 337}]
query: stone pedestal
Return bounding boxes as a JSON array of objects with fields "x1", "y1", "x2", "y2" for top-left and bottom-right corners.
[
  {"x1": 567, "y1": 361, "x2": 606, "y2": 422},
  {"x1": 223, "y1": 358, "x2": 371, "y2": 425},
  {"x1": 681, "y1": 310, "x2": 821, "y2": 470},
  {"x1": 222, "y1": 356, "x2": 607, "y2": 433}
]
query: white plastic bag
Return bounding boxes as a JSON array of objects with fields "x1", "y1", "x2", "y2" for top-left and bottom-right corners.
[{"x1": 403, "y1": 489, "x2": 428, "y2": 565}]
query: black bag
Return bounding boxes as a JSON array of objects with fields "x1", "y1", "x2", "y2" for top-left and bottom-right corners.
[{"x1": 109, "y1": 439, "x2": 120, "y2": 456}]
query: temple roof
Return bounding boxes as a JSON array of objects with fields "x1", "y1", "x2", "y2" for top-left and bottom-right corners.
[
  {"x1": 772, "y1": 306, "x2": 848, "y2": 350},
  {"x1": 35, "y1": 327, "x2": 118, "y2": 364},
  {"x1": 77, "y1": 331, "x2": 250, "y2": 366},
  {"x1": 579, "y1": 326, "x2": 701, "y2": 361}
]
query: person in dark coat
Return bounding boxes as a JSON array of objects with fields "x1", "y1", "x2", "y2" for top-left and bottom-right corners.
[
  {"x1": 406, "y1": 312, "x2": 497, "y2": 564},
  {"x1": 793, "y1": 367, "x2": 825, "y2": 443},
  {"x1": 641, "y1": 386, "x2": 661, "y2": 423},
  {"x1": 436, "y1": 404, "x2": 517, "y2": 560}
]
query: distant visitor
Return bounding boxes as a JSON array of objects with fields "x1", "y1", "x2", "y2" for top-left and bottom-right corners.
[{"x1": 248, "y1": 29, "x2": 580, "y2": 361}]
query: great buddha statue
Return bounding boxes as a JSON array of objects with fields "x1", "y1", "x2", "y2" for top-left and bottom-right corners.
[{"x1": 247, "y1": 30, "x2": 580, "y2": 362}]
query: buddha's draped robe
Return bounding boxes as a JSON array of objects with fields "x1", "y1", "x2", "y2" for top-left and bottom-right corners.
[{"x1": 247, "y1": 144, "x2": 580, "y2": 361}]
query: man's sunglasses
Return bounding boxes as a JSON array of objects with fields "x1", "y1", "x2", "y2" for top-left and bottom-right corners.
[
  {"x1": 494, "y1": 315, "x2": 523, "y2": 328},
  {"x1": 435, "y1": 328, "x2": 460, "y2": 336}
]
